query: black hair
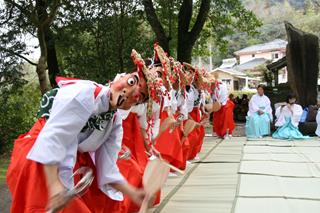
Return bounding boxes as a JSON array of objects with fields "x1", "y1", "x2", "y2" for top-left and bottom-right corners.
[
  {"x1": 144, "y1": 58, "x2": 153, "y2": 67},
  {"x1": 186, "y1": 85, "x2": 191, "y2": 92},
  {"x1": 286, "y1": 93, "x2": 297, "y2": 103},
  {"x1": 257, "y1": 84, "x2": 265, "y2": 90}
]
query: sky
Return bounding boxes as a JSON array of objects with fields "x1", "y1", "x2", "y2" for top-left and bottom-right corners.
[{"x1": 0, "y1": 0, "x2": 40, "y2": 61}]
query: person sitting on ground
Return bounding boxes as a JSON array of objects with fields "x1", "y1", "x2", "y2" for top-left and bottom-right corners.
[
  {"x1": 315, "y1": 106, "x2": 320, "y2": 137},
  {"x1": 272, "y1": 93, "x2": 309, "y2": 140},
  {"x1": 246, "y1": 84, "x2": 273, "y2": 139},
  {"x1": 241, "y1": 94, "x2": 249, "y2": 106}
]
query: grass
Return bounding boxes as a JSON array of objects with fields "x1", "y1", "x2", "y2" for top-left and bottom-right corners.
[{"x1": 0, "y1": 159, "x2": 10, "y2": 184}]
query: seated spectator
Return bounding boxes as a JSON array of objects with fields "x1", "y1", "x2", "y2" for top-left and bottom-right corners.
[
  {"x1": 246, "y1": 85, "x2": 272, "y2": 138},
  {"x1": 272, "y1": 93, "x2": 309, "y2": 140},
  {"x1": 241, "y1": 94, "x2": 249, "y2": 106},
  {"x1": 316, "y1": 108, "x2": 320, "y2": 137},
  {"x1": 234, "y1": 96, "x2": 241, "y2": 105}
]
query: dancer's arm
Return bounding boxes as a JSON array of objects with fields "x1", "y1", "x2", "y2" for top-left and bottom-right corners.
[
  {"x1": 44, "y1": 164, "x2": 67, "y2": 212},
  {"x1": 110, "y1": 182, "x2": 145, "y2": 206}
]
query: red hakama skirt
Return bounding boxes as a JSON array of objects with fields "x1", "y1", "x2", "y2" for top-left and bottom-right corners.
[
  {"x1": 121, "y1": 113, "x2": 148, "y2": 171},
  {"x1": 154, "y1": 111, "x2": 185, "y2": 170},
  {"x1": 212, "y1": 99, "x2": 235, "y2": 138},
  {"x1": 187, "y1": 108, "x2": 205, "y2": 160},
  {"x1": 6, "y1": 118, "x2": 93, "y2": 213}
]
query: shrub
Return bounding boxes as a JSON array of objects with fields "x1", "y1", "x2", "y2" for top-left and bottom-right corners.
[{"x1": 0, "y1": 83, "x2": 41, "y2": 155}]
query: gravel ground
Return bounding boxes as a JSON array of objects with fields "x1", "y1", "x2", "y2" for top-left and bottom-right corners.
[{"x1": 0, "y1": 183, "x2": 11, "y2": 213}]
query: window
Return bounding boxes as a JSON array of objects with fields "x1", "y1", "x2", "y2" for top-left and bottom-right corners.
[
  {"x1": 222, "y1": 79, "x2": 231, "y2": 85},
  {"x1": 272, "y1": 53, "x2": 279, "y2": 59}
]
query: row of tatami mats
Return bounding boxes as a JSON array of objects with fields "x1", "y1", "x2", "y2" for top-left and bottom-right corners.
[
  {"x1": 233, "y1": 137, "x2": 320, "y2": 213},
  {"x1": 151, "y1": 137, "x2": 244, "y2": 213}
]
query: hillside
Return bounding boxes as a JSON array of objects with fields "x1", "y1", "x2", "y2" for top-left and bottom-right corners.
[
  {"x1": 210, "y1": 0, "x2": 320, "y2": 66},
  {"x1": 242, "y1": 0, "x2": 306, "y2": 11}
]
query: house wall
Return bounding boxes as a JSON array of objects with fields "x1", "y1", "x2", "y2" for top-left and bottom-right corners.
[
  {"x1": 214, "y1": 71, "x2": 234, "y2": 92},
  {"x1": 238, "y1": 50, "x2": 286, "y2": 64}
]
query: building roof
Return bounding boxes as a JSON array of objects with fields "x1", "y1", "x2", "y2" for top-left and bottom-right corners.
[
  {"x1": 234, "y1": 39, "x2": 287, "y2": 56},
  {"x1": 211, "y1": 67, "x2": 247, "y2": 77},
  {"x1": 266, "y1": 56, "x2": 287, "y2": 71},
  {"x1": 235, "y1": 58, "x2": 268, "y2": 71},
  {"x1": 219, "y1": 58, "x2": 237, "y2": 69}
]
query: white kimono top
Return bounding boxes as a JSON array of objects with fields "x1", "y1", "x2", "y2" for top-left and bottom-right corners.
[
  {"x1": 131, "y1": 102, "x2": 161, "y2": 140},
  {"x1": 275, "y1": 104, "x2": 303, "y2": 127},
  {"x1": 186, "y1": 85, "x2": 205, "y2": 113},
  {"x1": 316, "y1": 109, "x2": 320, "y2": 136},
  {"x1": 27, "y1": 80, "x2": 126, "y2": 201},
  {"x1": 175, "y1": 90, "x2": 188, "y2": 120},
  {"x1": 248, "y1": 94, "x2": 273, "y2": 120},
  {"x1": 163, "y1": 89, "x2": 176, "y2": 112},
  {"x1": 211, "y1": 81, "x2": 228, "y2": 106}
]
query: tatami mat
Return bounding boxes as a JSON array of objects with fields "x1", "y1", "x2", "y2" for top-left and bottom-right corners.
[
  {"x1": 238, "y1": 174, "x2": 320, "y2": 199},
  {"x1": 152, "y1": 137, "x2": 241, "y2": 213},
  {"x1": 234, "y1": 197, "x2": 320, "y2": 213},
  {"x1": 234, "y1": 138, "x2": 320, "y2": 213},
  {"x1": 150, "y1": 137, "x2": 320, "y2": 213}
]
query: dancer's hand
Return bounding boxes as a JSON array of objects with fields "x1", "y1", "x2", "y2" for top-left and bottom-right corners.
[
  {"x1": 129, "y1": 188, "x2": 146, "y2": 206},
  {"x1": 195, "y1": 122, "x2": 202, "y2": 128},
  {"x1": 44, "y1": 165, "x2": 68, "y2": 212},
  {"x1": 47, "y1": 180, "x2": 68, "y2": 213},
  {"x1": 110, "y1": 183, "x2": 145, "y2": 206}
]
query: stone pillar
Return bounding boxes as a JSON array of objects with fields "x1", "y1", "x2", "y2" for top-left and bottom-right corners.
[{"x1": 285, "y1": 22, "x2": 319, "y2": 107}]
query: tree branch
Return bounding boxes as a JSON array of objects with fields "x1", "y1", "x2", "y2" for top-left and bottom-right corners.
[
  {"x1": 189, "y1": 0, "x2": 210, "y2": 43},
  {"x1": 0, "y1": 47, "x2": 37, "y2": 66},
  {"x1": 178, "y1": 0, "x2": 193, "y2": 34},
  {"x1": 142, "y1": 0, "x2": 169, "y2": 52},
  {"x1": 43, "y1": 0, "x2": 61, "y2": 27},
  {"x1": 6, "y1": 0, "x2": 40, "y2": 26},
  {"x1": 0, "y1": 4, "x2": 14, "y2": 25},
  {"x1": 14, "y1": 53, "x2": 38, "y2": 66}
]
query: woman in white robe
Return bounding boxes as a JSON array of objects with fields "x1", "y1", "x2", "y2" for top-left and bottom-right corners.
[
  {"x1": 272, "y1": 93, "x2": 309, "y2": 140},
  {"x1": 246, "y1": 85, "x2": 273, "y2": 138},
  {"x1": 6, "y1": 73, "x2": 149, "y2": 212},
  {"x1": 315, "y1": 108, "x2": 320, "y2": 137}
]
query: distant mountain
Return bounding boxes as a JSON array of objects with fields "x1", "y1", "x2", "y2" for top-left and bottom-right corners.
[
  {"x1": 242, "y1": 0, "x2": 306, "y2": 11},
  {"x1": 269, "y1": 0, "x2": 305, "y2": 9}
]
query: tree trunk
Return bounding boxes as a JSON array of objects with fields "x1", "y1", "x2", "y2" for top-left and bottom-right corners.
[
  {"x1": 177, "y1": 0, "x2": 210, "y2": 63},
  {"x1": 37, "y1": 27, "x2": 51, "y2": 94},
  {"x1": 142, "y1": 0, "x2": 170, "y2": 53},
  {"x1": 45, "y1": 29, "x2": 60, "y2": 86},
  {"x1": 143, "y1": 0, "x2": 209, "y2": 61},
  {"x1": 177, "y1": 37, "x2": 193, "y2": 63},
  {"x1": 35, "y1": 0, "x2": 60, "y2": 94},
  {"x1": 36, "y1": 55, "x2": 51, "y2": 94}
]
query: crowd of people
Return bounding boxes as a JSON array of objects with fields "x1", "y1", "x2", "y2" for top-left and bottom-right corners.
[{"x1": 6, "y1": 44, "x2": 235, "y2": 213}]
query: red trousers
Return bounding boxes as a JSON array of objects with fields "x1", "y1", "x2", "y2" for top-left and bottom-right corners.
[
  {"x1": 213, "y1": 99, "x2": 235, "y2": 137},
  {"x1": 187, "y1": 108, "x2": 205, "y2": 160},
  {"x1": 155, "y1": 111, "x2": 185, "y2": 170}
]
